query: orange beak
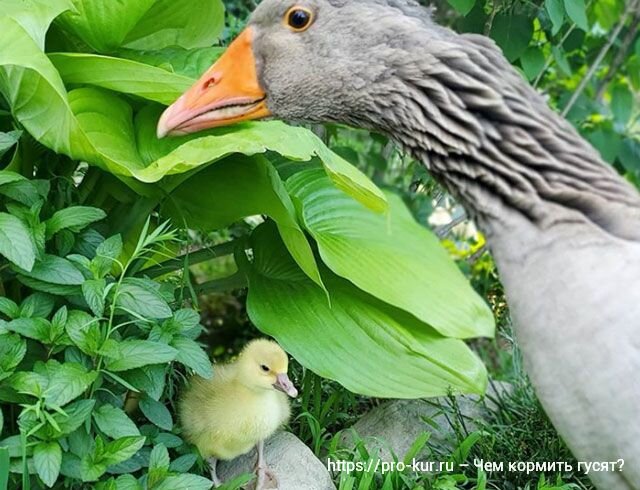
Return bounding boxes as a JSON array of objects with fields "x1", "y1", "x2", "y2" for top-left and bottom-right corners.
[{"x1": 157, "y1": 28, "x2": 271, "y2": 138}]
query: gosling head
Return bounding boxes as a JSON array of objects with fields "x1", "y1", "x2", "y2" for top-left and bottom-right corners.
[
  {"x1": 237, "y1": 339, "x2": 298, "y2": 397},
  {"x1": 157, "y1": 0, "x2": 437, "y2": 137}
]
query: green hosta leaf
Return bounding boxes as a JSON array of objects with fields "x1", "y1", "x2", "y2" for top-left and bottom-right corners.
[
  {"x1": 288, "y1": 170, "x2": 493, "y2": 339},
  {"x1": 101, "y1": 436, "x2": 146, "y2": 466},
  {"x1": 153, "y1": 474, "x2": 213, "y2": 490},
  {"x1": 82, "y1": 279, "x2": 106, "y2": 317},
  {"x1": 0, "y1": 212, "x2": 36, "y2": 270},
  {"x1": 42, "y1": 361, "x2": 98, "y2": 407},
  {"x1": 118, "y1": 47, "x2": 223, "y2": 79},
  {"x1": 50, "y1": 53, "x2": 193, "y2": 105},
  {"x1": 520, "y1": 47, "x2": 546, "y2": 81},
  {"x1": 563, "y1": 0, "x2": 588, "y2": 31},
  {"x1": 0, "y1": 130, "x2": 21, "y2": 158},
  {"x1": 447, "y1": 0, "x2": 476, "y2": 15},
  {"x1": 135, "y1": 109, "x2": 386, "y2": 213},
  {"x1": 93, "y1": 405, "x2": 140, "y2": 439},
  {"x1": 116, "y1": 278, "x2": 172, "y2": 319},
  {"x1": 56, "y1": 0, "x2": 156, "y2": 53},
  {"x1": 171, "y1": 336, "x2": 213, "y2": 379},
  {"x1": 105, "y1": 340, "x2": 177, "y2": 372},
  {"x1": 140, "y1": 396, "x2": 173, "y2": 430},
  {"x1": 165, "y1": 155, "x2": 323, "y2": 288},
  {"x1": 18, "y1": 254, "x2": 84, "y2": 285},
  {"x1": 45, "y1": 206, "x2": 106, "y2": 238},
  {"x1": 545, "y1": 0, "x2": 565, "y2": 35},
  {"x1": 4, "y1": 0, "x2": 73, "y2": 49},
  {"x1": 33, "y1": 441, "x2": 62, "y2": 487},
  {"x1": 490, "y1": 14, "x2": 534, "y2": 62},
  {"x1": 123, "y1": 0, "x2": 225, "y2": 50},
  {"x1": 246, "y1": 222, "x2": 487, "y2": 397}
]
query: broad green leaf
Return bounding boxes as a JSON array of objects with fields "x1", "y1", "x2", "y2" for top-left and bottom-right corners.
[
  {"x1": 50, "y1": 53, "x2": 193, "y2": 105},
  {"x1": 101, "y1": 436, "x2": 146, "y2": 466},
  {"x1": 0, "y1": 212, "x2": 36, "y2": 270},
  {"x1": 123, "y1": 0, "x2": 225, "y2": 50},
  {"x1": 287, "y1": 170, "x2": 494, "y2": 339},
  {"x1": 93, "y1": 405, "x2": 140, "y2": 439},
  {"x1": 169, "y1": 454, "x2": 197, "y2": 473},
  {"x1": 49, "y1": 399, "x2": 95, "y2": 436},
  {"x1": 20, "y1": 292, "x2": 55, "y2": 318},
  {"x1": 118, "y1": 47, "x2": 223, "y2": 79},
  {"x1": 171, "y1": 336, "x2": 213, "y2": 379},
  {"x1": 3, "y1": 0, "x2": 73, "y2": 49},
  {"x1": 0, "y1": 334, "x2": 26, "y2": 373},
  {"x1": 116, "y1": 278, "x2": 172, "y2": 319},
  {"x1": 447, "y1": 0, "x2": 476, "y2": 15},
  {"x1": 611, "y1": 84, "x2": 633, "y2": 126},
  {"x1": 0, "y1": 297, "x2": 19, "y2": 318},
  {"x1": 92, "y1": 234, "x2": 123, "y2": 278},
  {"x1": 56, "y1": 0, "x2": 156, "y2": 53},
  {"x1": 153, "y1": 474, "x2": 213, "y2": 490},
  {"x1": 165, "y1": 155, "x2": 323, "y2": 288},
  {"x1": 0, "y1": 131, "x2": 21, "y2": 158},
  {"x1": 5, "y1": 318, "x2": 50, "y2": 342},
  {"x1": 246, "y1": 222, "x2": 487, "y2": 397},
  {"x1": 34, "y1": 441, "x2": 62, "y2": 487},
  {"x1": 521, "y1": 47, "x2": 546, "y2": 81},
  {"x1": 135, "y1": 109, "x2": 386, "y2": 212},
  {"x1": 148, "y1": 444, "x2": 169, "y2": 470},
  {"x1": 139, "y1": 396, "x2": 173, "y2": 431},
  {"x1": 563, "y1": 0, "x2": 589, "y2": 31},
  {"x1": 18, "y1": 254, "x2": 85, "y2": 285},
  {"x1": 82, "y1": 279, "x2": 106, "y2": 317},
  {"x1": 115, "y1": 474, "x2": 142, "y2": 490},
  {"x1": 65, "y1": 310, "x2": 101, "y2": 355},
  {"x1": 619, "y1": 138, "x2": 640, "y2": 174},
  {"x1": 0, "y1": 170, "x2": 25, "y2": 187},
  {"x1": 588, "y1": 129, "x2": 622, "y2": 163},
  {"x1": 42, "y1": 361, "x2": 98, "y2": 407},
  {"x1": 105, "y1": 340, "x2": 177, "y2": 372},
  {"x1": 545, "y1": 0, "x2": 565, "y2": 35},
  {"x1": 552, "y1": 45, "x2": 572, "y2": 76},
  {"x1": 45, "y1": 206, "x2": 106, "y2": 237},
  {"x1": 490, "y1": 14, "x2": 534, "y2": 62}
]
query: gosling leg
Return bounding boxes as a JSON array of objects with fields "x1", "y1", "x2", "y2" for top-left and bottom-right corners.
[
  {"x1": 254, "y1": 440, "x2": 277, "y2": 489},
  {"x1": 207, "y1": 457, "x2": 222, "y2": 487}
]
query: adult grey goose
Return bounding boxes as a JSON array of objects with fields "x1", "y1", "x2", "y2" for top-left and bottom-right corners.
[{"x1": 157, "y1": 1, "x2": 640, "y2": 488}]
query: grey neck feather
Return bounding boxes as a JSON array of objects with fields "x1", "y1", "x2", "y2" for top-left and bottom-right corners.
[{"x1": 360, "y1": 28, "x2": 640, "y2": 243}]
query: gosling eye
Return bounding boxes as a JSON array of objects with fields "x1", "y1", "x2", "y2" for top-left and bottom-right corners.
[
  {"x1": 285, "y1": 7, "x2": 314, "y2": 32},
  {"x1": 260, "y1": 364, "x2": 270, "y2": 372}
]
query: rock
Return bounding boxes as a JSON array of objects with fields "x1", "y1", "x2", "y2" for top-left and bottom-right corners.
[
  {"x1": 218, "y1": 431, "x2": 336, "y2": 490},
  {"x1": 342, "y1": 381, "x2": 512, "y2": 462}
]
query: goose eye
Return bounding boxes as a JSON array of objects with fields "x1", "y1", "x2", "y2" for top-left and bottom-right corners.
[
  {"x1": 286, "y1": 7, "x2": 313, "y2": 31},
  {"x1": 260, "y1": 364, "x2": 270, "y2": 372}
]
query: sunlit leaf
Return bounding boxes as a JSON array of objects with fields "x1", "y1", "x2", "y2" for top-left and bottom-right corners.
[
  {"x1": 287, "y1": 170, "x2": 494, "y2": 339},
  {"x1": 246, "y1": 222, "x2": 488, "y2": 398}
]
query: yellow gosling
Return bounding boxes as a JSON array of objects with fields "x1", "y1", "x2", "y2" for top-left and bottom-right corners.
[{"x1": 179, "y1": 339, "x2": 298, "y2": 489}]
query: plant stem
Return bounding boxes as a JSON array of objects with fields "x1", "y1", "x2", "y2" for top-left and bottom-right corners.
[
  {"x1": 179, "y1": 271, "x2": 248, "y2": 297},
  {"x1": 143, "y1": 239, "x2": 244, "y2": 278}
]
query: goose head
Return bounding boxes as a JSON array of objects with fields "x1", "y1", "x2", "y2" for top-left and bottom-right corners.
[{"x1": 157, "y1": 0, "x2": 437, "y2": 137}]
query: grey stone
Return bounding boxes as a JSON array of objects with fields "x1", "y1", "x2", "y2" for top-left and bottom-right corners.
[
  {"x1": 218, "y1": 431, "x2": 336, "y2": 490},
  {"x1": 342, "y1": 381, "x2": 512, "y2": 462}
]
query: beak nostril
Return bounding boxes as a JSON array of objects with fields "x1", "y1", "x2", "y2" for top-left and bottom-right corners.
[{"x1": 203, "y1": 76, "x2": 219, "y2": 90}]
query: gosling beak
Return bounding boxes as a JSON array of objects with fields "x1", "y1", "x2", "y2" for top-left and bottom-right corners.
[
  {"x1": 273, "y1": 373, "x2": 298, "y2": 398},
  {"x1": 157, "y1": 27, "x2": 271, "y2": 138}
]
